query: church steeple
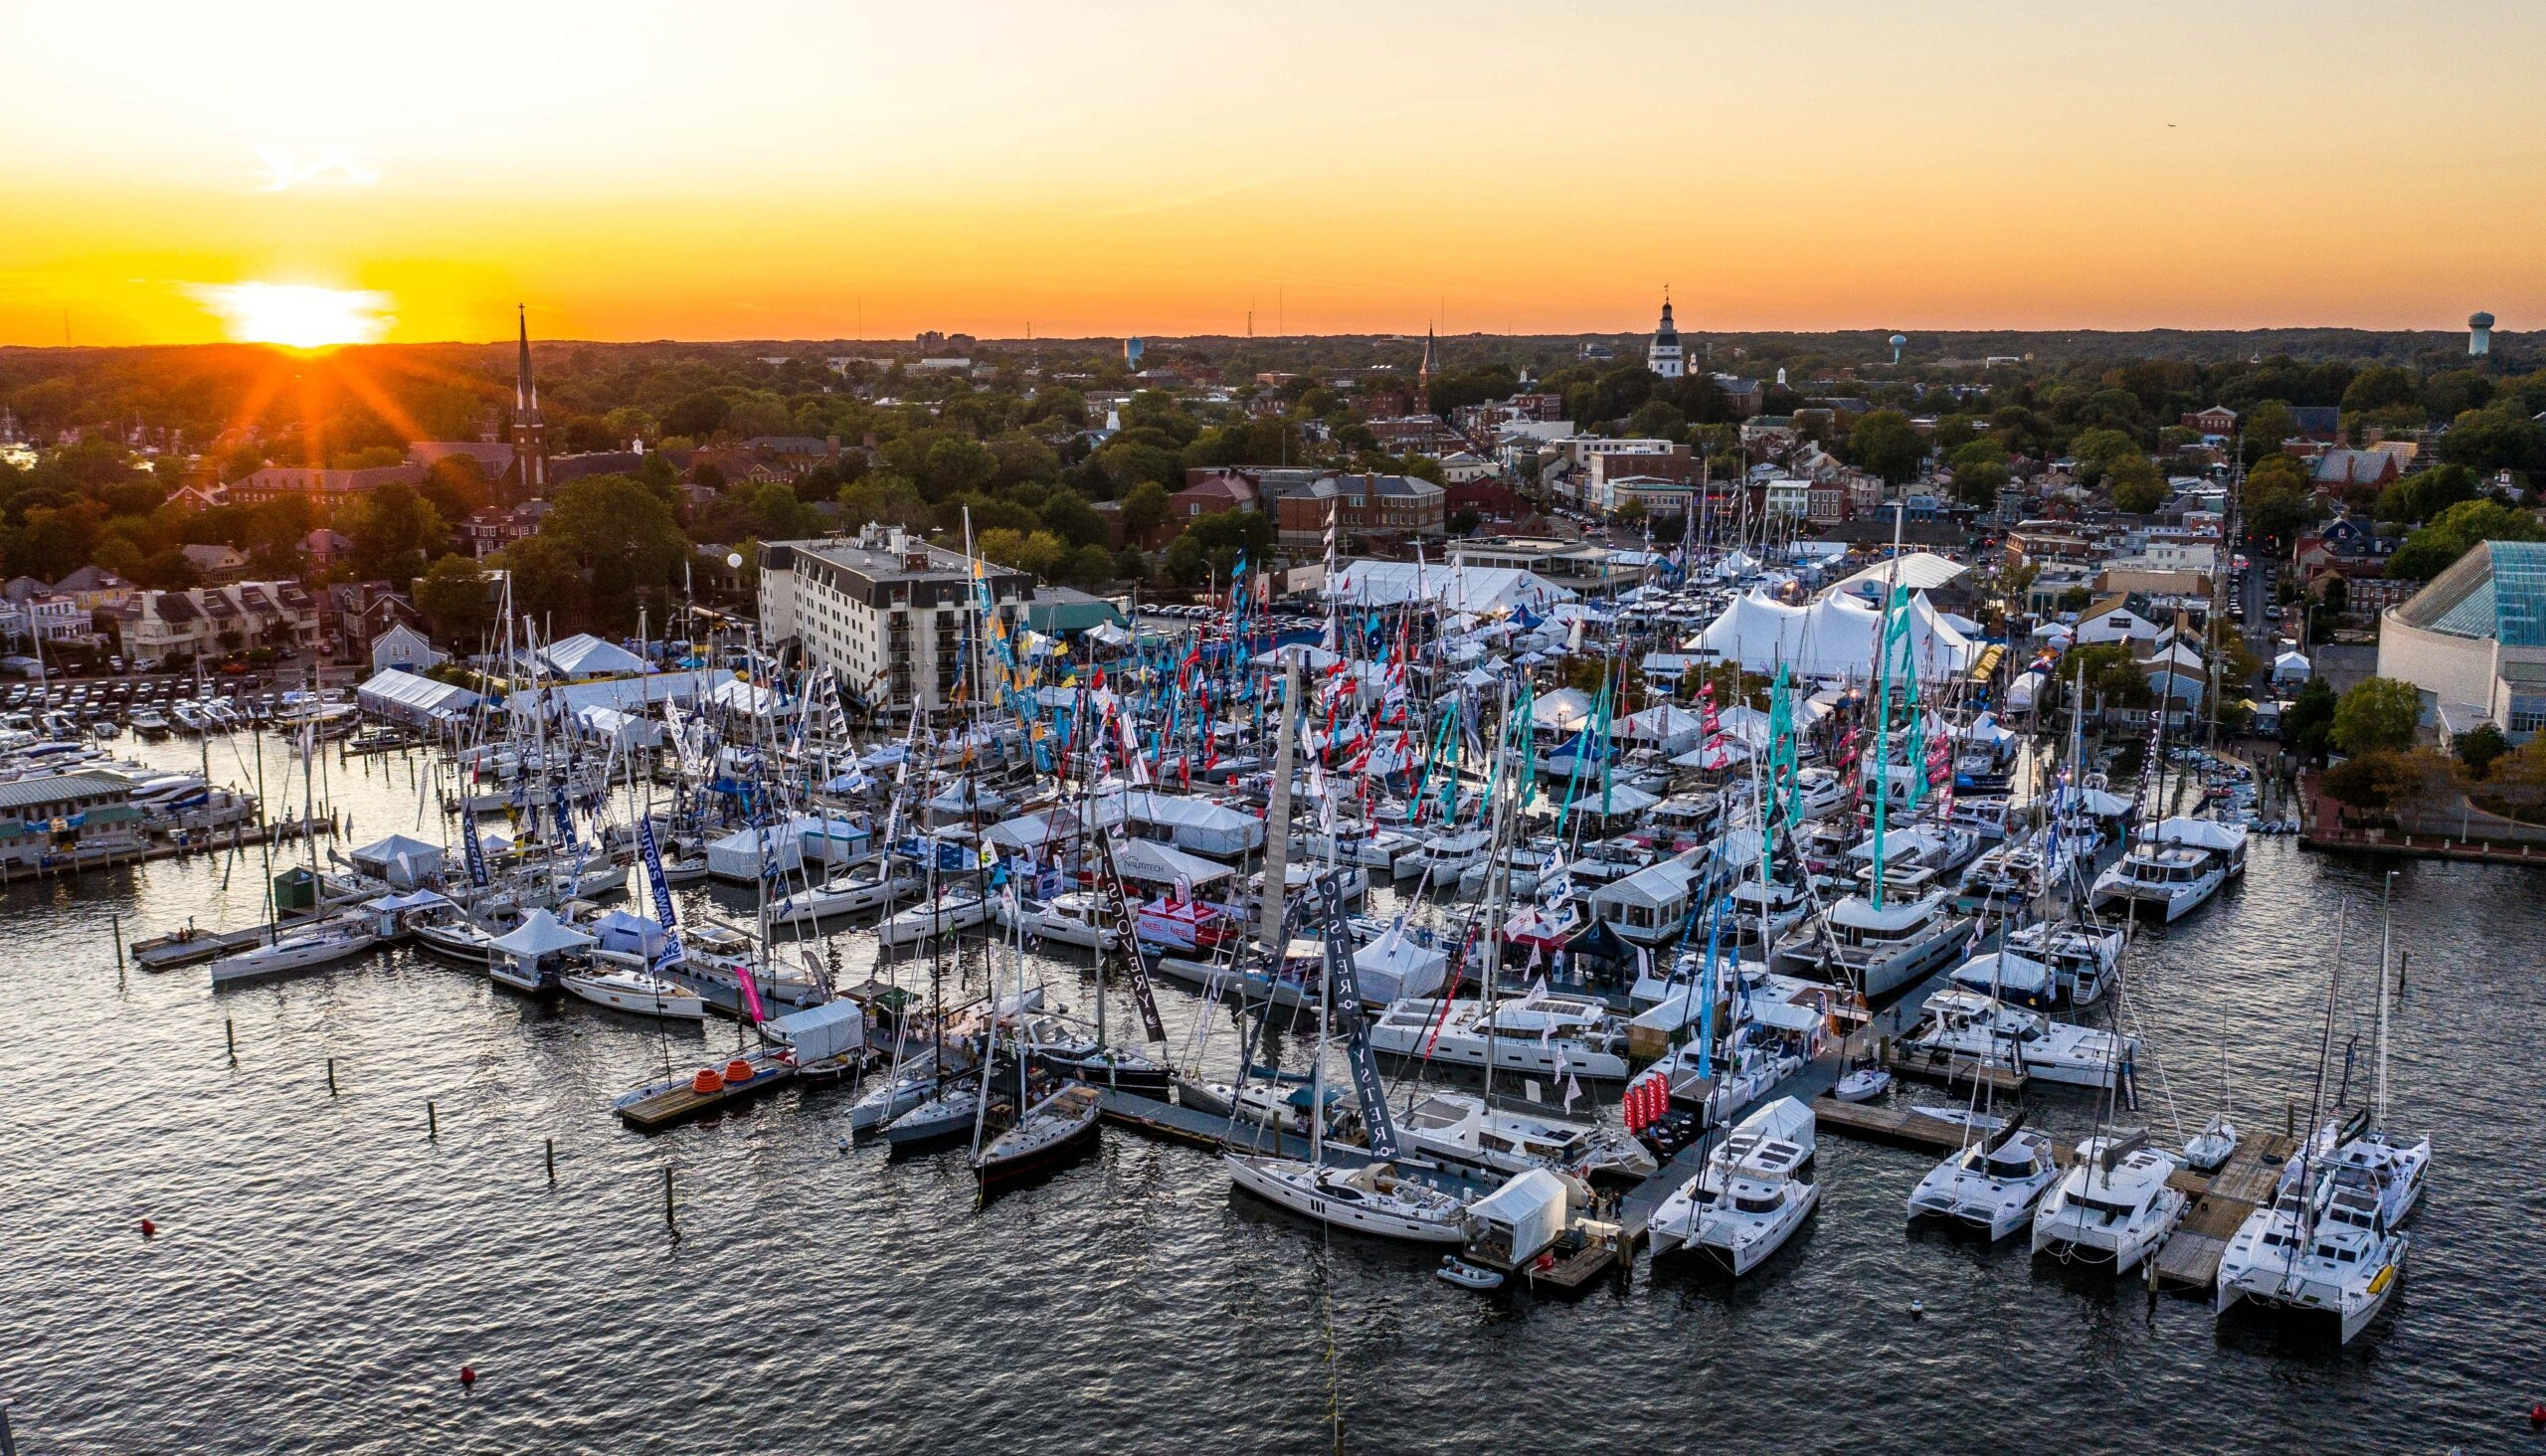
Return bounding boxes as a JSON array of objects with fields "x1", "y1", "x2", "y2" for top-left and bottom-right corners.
[
  {"x1": 510, "y1": 304, "x2": 548, "y2": 494},
  {"x1": 1419, "y1": 323, "x2": 1435, "y2": 413}
]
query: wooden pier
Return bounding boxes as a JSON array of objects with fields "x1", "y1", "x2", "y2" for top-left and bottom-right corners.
[
  {"x1": 1879, "y1": 1034, "x2": 2031, "y2": 1096},
  {"x1": 614, "y1": 1047, "x2": 799, "y2": 1132},
  {"x1": 2146, "y1": 1131, "x2": 2298, "y2": 1292},
  {"x1": 1811, "y1": 1094, "x2": 2029, "y2": 1155}
]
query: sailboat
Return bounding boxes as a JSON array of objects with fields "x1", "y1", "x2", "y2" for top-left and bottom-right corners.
[{"x1": 2217, "y1": 881, "x2": 2428, "y2": 1344}]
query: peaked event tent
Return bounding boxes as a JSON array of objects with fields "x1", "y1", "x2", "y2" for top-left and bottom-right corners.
[
  {"x1": 540, "y1": 633, "x2": 648, "y2": 678},
  {"x1": 1691, "y1": 589, "x2": 1978, "y2": 681}
]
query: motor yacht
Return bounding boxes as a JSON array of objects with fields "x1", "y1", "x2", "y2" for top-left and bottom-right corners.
[
  {"x1": 2091, "y1": 818, "x2": 2247, "y2": 922},
  {"x1": 1898, "y1": 989, "x2": 2138, "y2": 1091},
  {"x1": 1368, "y1": 991, "x2": 1632, "y2": 1079},
  {"x1": 1774, "y1": 891, "x2": 1973, "y2": 998}
]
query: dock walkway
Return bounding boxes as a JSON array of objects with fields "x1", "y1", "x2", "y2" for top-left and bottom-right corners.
[{"x1": 2148, "y1": 1131, "x2": 2298, "y2": 1291}]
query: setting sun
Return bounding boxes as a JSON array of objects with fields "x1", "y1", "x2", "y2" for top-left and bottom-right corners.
[{"x1": 189, "y1": 281, "x2": 393, "y2": 349}]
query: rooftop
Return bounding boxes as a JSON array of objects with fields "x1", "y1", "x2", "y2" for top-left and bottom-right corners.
[{"x1": 2392, "y1": 540, "x2": 2546, "y2": 647}]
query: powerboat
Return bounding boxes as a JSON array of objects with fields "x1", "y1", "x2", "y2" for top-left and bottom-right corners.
[
  {"x1": 1908, "y1": 1127, "x2": 2061, "y2": 1239},
  {"x1": 2091, "y1": 818, "x2": 2248, "y2": 922},
  {"x1": 2031, "y1": 1134, "x2": 2187, "y2": 1274},
  {"x1": 1367, "y1": 991, "x2": 1632, "y2": 1080},
  {"x1": 1223, "y1": 1154, "x2": 1468, "y2": 1243},
  {"x1": 1647, "y1": 1097, "x2": 1819, "y2": 1275},
  {"x1": 1897, "y1": 990, "x2": 2139, "y2": 1091},
  {"x1": 1775, "y1": 892, "x2": 1973, "y2": 999},
  {"x1": 2002, "y1": 920, "x2": 2123, "y2": 1005}
]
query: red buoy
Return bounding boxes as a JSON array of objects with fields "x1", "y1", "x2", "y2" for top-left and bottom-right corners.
[
  {"x1": 458, "y1": 1365, "x2": 477, "y2": 1387},
  {"x1": 2528, "y1": 1401, "x2": 2545, "y2": 1425},
  {"x1": 139, "y1": 1218, "x2": 157, "y2": 1238}
]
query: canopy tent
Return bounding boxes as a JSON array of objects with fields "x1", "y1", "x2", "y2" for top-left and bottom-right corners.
[
  {"x1": 586, "y1": 908, "x2": 669, "y2": 961},
  {"x1": 1111, "y1": 837, "x2": 1236, "y2": 888},
  {"x1": 1691, "y1": 588, "x2": 1978, "y2": 681},
  {"x1": 982, "y1": 797, "x2": 1128, "y2": 852},
  {"x1": 349, "y1": 832, "x2": 445, "y2": 888},
  {"x1": 1615, "y1": 705, "x2": 1705, "y2": 754},
  {"x1": 507, "y1": 669, "x2": 722, "y2": 726},
  {"x1": 765, "y1": 999, "x2": 867, "y2": 1064},
  {"x1": 2271, "y1": 649, "x2": 2312, "y2": 685},
  {"x1": 361, "y1": 888, "x2": 452, "y2": 913},
  {"x1": 2147, "y1": 817, "x2": 2247, "y2": 852},
  {"x1": 2005, "y1": 669, "x2": 2047, "y2": 713},
  {"x1": 1568, "y1": 782, "x2": 1661, "y2": 817},
  {"x1": 355, "y1": 669, "x2": 481, "y2": 727},
  {"x1": 539, "y1": 633, "x2": 648, "y2": 679},
  {"x1": 1120, "y1": 792, "x2": 1265, "y2": 859},
  {"x1": 1328, "y1": 561, "x2": 1576, "y2": 614},
  {"x1": 489, "y1": 908, "x2": 596, "y2": 960},
  {"x1": 1255, "y1": 643, "x2": 1341, "y2": 671},
  {"x1": 1829, "y1": 551, "x2": 1971, "y2": 599},
  {"x1": 1528, "y1": 687, "x2": 1596, "y2": 734},
  {"x1": 572, "y1": 704, "x2": 661, "y2": 748}
]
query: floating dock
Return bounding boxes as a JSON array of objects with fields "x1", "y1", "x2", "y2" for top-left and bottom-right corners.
[
  {"x1": 614, "y1": 1047, "x2": 799, "y2": 1132},
  {"x1": 2147, "y1": 1131, "x2": 2299, "y2": 1292}
]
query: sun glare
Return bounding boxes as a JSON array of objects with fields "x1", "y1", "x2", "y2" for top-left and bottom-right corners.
[{"x1": 191, "y1": 281, "x2": 393, "y2": 349}]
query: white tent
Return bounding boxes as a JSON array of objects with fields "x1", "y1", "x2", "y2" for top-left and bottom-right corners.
[
  {"x1": 706, "y1": 822, "x2": 804, "y2": 881},
  {"x1": 1616, "y1": 705, "x2": 1705, "y2": 754},
  {"x1": 1330, "y1": 561, "x2": 1576, "y2": 613},
  {"x1": 1120, "y1": 792, "x2": 1264, "y2": 859},
  {"x1": 349, "y1": 832, "x2": 445, "y2": 888},
  {"x1": 355, "y1": 668, "x2": 480, "y2": 726},
  {"x1": 540, "y1": 633, "x2": 647, "y2": 679},
  {"x1": 1112, "y1": 837, "x2": 1236, "y2": 888},
  {"x1": 489, "y1": 908, "x2": 596, "y2": 959},
  {"x1": 1829, "y1": 551, "x2": 1971, "y2": 598},
  {"x1": 1529, "y1": 687, "x2": 1596, "y2": 734},
  {"x1": 1692, "y1": 588, "x2": 1977, "y2": 682},
  {"x1": 2272, "y1": 649, "x2": 2312, "y2": 685}
]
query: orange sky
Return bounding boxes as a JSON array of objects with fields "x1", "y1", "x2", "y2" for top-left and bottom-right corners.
[{"x1": 3, "y1": 1, "x2": 2538, "y2": 346}]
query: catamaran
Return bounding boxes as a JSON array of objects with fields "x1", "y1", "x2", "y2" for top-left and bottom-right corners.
[
  {"x1": 1647, "y1": 1097, "x2": 1819, "y2": 1275},
  {"x1": 2030, "y1": 1134, "x2": 2187, "y2": 1274}
]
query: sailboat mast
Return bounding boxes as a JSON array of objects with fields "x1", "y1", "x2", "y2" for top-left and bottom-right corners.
[{"x1": 2376, "y1": 870, "x2": 2395, "y2": 1130}]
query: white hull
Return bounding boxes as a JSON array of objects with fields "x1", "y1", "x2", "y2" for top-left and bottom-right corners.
[
  {"x1": 1223, "y1": 1155, "x2": 1467, "y2": 1244},
  {"x1": 208, "y1": 930, "x2": 381, "y2": 986},
  {"x1": 562, "y1": 971, "x2": 704, "y2": 1020}
]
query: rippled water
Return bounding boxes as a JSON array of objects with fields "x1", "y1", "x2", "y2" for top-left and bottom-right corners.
[{"x1": 5, "y1": 736, "x2": 2541, "y2": 1454}]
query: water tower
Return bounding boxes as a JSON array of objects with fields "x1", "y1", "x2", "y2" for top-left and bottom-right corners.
[
  {"x1": 2468, "y1": 311, "x2": 2494, "y2": 357},
  {"x1": 1125, "y1": 337, "x2": 1145, "y2": 369},
  {"x1": 1889, "y1": 333, "x2": 1909, "y2": 365}
]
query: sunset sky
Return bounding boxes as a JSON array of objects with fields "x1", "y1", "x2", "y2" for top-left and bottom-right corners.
[{"x1": 4, "y1": 0, "x2": 2538, "y2": 347}]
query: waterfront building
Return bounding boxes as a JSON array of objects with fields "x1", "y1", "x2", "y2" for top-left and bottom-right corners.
[
  {"x1": 757, "y1": 524, "x2": 1033, "y2": 714},
  {"x1": 2377, "y1": 540, "x2": 2546, "y2": 742}
]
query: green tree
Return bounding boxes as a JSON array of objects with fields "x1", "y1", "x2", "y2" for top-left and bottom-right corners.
[
  {"x1": 2067, "y1": 641, "x2": 2152, "y2": 708},
  {"x1": 2373, "y1": 463, "x2": 2478, "y2": 526},
  {"x1": 2387, "y1": 497, "x2": 2546, "y2": 581},
  {"x1": 1625, "y1": 398, "x2": 1685, "y2": 441},
  {"x1": 1064, "y1": 544, "x2": 1114, "y2": 590},
  {"x1": 2332, "y1": 676, "x2": 2421, "y2": 755},
  {"x1": 1036, "y1": 487, "x2": 1107, "y2": 549},
  {"x1": 490, "y1": 533, "x2": 583, "y2": 630},
  {"x1": 539, "y1": 473, "x2": 689, "y2": 630},
  {"x1": 343, "y1": 480, "x2": 448, "y2": 585},
  {"x1": 1950, "y1": 456, "x2": 2009, "y2": 508},
  {"x1": 2284, "y1": 675, "x2": 2337, "y2": 758},
  {"x1": 836, "y1": 472, "x2": 932, "y2": 534},
  {"x1": 2107, "y1": 455, "x2": 2167, "y2": 514},
  {"x1": 414, "y1": 554, "x2": 497, "y2": 645},
  {"x1": 1845, "y1": 409, "x2": 1923, "y2": 485},
  {"x1": 1119, "y1": 480, "x2": 1173, "y2": 545},
  {"x1": 2455, "y1": 721, "x2": 2510, "y2": 779}
]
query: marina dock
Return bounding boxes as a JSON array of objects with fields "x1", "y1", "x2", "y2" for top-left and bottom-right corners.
[
  {"x1": 614, "y1": 1047, "x2": 800, "y2": 1132},
  {"x1": 2147, "y1": 1131, "x2": 2299, "y2": 1292}
]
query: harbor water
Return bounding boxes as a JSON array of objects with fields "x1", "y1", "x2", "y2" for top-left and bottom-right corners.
[{"x1": 5, "y1": 734, "x2": 2541, "y2": 1454}]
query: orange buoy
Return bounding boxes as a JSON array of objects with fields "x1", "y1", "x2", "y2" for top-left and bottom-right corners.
[
  {"x1": 724, "y1": 1058, "x2": 756, "y2": 1085},
  {"x1": 139, "y1": 1218, "x2": 157, "y2": 1238},
  {"x1": 458, "y1": 1365, "x2": 476, "y2": 1387},
  {"x1": 690, "y1": 1067, "x2": 724, "y2": 1094}
]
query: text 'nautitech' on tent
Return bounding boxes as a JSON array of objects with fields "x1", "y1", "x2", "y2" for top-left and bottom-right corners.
[{"x1": 1690, "y1": 588, "x2": 1978, "y2": 682}]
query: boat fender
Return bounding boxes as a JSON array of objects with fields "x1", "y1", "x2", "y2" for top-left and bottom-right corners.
[
  {"x1": 724, "y1": 1058, "x2": 757, "y2": 1085},
  {"x1": 458, "y1": 1365, "x2": 477, "y2": 1387},
  {"x1": 139, "y1": 1218, "x2": 157, "y2": 1238},
  {"x1": 691, "y1": 1068, "x2": 724, "y2": 1094}
]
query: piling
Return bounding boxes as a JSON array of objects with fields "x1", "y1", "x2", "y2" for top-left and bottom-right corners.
[
  {"x1": 1, "y1": 1395, "x2": 17, "y2": 1456},
  {"x1": 326, "y1": 1057, "x2": 337, "y2": 1096},
  {"x1": 428, "y1": 1100, "x2": 439, "y2": 1140},
  {"x1": 225, "y1": 1017, "x2": 236, "y2": 1064},
  {"x1": 112, "y1": 913, "x2": 125, "y2": 976},
  {"x1": 662, "y1": 1166, "x2": 677, "y2": 1235},
  {"x1": 545, "y1": 1138, "x2": 556, "y2": 1185}
]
